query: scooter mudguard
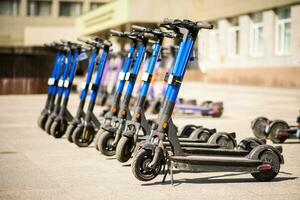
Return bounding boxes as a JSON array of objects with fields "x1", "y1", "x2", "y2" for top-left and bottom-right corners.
[{"x1": 248, "y1": 144, "x2": 284, "y2": 164}]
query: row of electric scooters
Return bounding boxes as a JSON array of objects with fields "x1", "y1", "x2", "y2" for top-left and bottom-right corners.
[{"x1": 38, "y1": 18, "x2": 284, "y2": 184}]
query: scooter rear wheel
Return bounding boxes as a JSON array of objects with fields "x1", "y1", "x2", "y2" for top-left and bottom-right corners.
[
  {"x1": 116, "y1": 136, "x2": 133, "y2": 163},
  {"x1": 251, "y1": 150, "x2": 280, "y2": 181},
  {"x1": 208, "y1": 132, "x2": 236, "y2": 149},
  {"x1": 177, "y1": 124, "x2": 199, "y2": 138},
  {"x1": 237, "y1": 137, "x2": 265, "y2": 151},
  {"x1": 131, "y1": 149, "x2": 163, "y2": 182},
  {"x1": 98, "y1": 131, "x2": 116, "y2": 156},
  {"x1": 269, "y1": 121, "x2": 289, "y2": 143}
]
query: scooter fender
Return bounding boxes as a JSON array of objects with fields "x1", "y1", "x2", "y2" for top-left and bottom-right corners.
[
  {"x1": 248, "y1": 144, "x2": 284, "y2": 164},
  {"x1": 101, "y1": 125, "x2": 117, "y2": 134},
  {"x1": 122, "y1": 130, "x2": 135, "y2": 138},
  {"x1": 140, "y1": 142, "x2": 156, "y2": 153}
]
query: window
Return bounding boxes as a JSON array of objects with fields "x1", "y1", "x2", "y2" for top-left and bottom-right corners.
[
  {"x1": 90, "y1": 2, "x2": 105, "y2": 11},
  {"x1": 0, "y1": 0, "x2": 20, "y2": 16},
  {"x1": 59, "y1": 2, "x2": 82, "y2": 17},
  {"x1": 28, "y1": 1, "x2": 52, "y2": 16},
  {"x1": 228, "y1": 18, "x2": 240, "y2": 58},
  {"x1": 275, "y1": 7, "x2": 291, "y2": 55},
  {"x1": 209, "y1": 22, "x2": 220, "y2": 60},
  {"x1": 250, "y1": 13, "x2": 264, "y2": 57}
]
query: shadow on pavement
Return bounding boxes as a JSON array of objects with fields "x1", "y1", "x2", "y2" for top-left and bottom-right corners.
[{"x1": 142, "y1": 172, "x2": 298, "y2": 186}]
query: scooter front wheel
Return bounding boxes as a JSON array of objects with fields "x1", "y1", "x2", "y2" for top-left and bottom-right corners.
[
  {"x1": 116, "y1": 136, "x2": 134, "y2": 163},
  {"x1": 73, "y1": 126, "x2": 95, "y2": 147},
  {"x1": 251, "y1": 117, "x2": 269, "y2": 139},
  {"x1": 131, "y1": 148, "x2": 162, "y2": 182},
  {"x1": 37, "y1": 114, "x2": 48, "y2": 130},
  {"x1": 44, "y1": 116, "x2": 54, "y2": 134},
  {"x1": 51, "y1": 119, "x2": 68, "y2": 138},
  {"x1": 66, "y1": 123, "x2": 76, "y2": 143},
  {"x1": 94, "y1": 129, "x2": 105, "y2": 151},
  {"x1": 98, "y1": 131, "x2": 116, "y2": 156},
  {"x1": 269, "y1": 121, "x2": 289, "y2": 143}
]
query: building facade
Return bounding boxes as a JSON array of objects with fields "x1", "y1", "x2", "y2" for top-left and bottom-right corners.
[
  {"x1": 0, "y1": 0, "x2": 111, "y2": 94},
  {"x1": 75, "y1": 0, "x2": 300, "y2": 88}
]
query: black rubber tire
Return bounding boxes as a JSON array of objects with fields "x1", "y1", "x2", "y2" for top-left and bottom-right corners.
[
  {"x1": 66, "y1": 123, "x2": 76, "y2": 143},
  {"x1": 116, "y1": 136, "x2": 134, "y2": 163},
  {"x1": 44, "y1": 116, "x2": 54, "y2": 134},
  {"x1": 94, "y1": 129, "x2": 105, "y2": 151},
  {"x1": 251, "y1": 117, "x2": 269, "y2": 139},
  {"x1": 73, "y1": 126, "x2": 95, "y2": 147},
  {"x1": 251, "y1": 150, "x2": 280, "y2": 181},
  {"x1": 151, "y1": 100, "x2": 161, "y2": 115},
  {"x1": 269, "y1": 121, "x2": 289, "y2": 143},
  {"x1": 237, "y1": 137, "x2": 265, "y2": 151},
  {"x1": 51, "y1": 119, "x2": 68, "y2": 138},
  {"x1": 37, "y1": 114, "x2": 47, "y2": 130},
  {"x1": 208, "y1": 132, "x2": 236, "y2": 149},
  {"x1": 211, "y1": 102, "x2": 223, "y2": 118},
  {"x1": 98, "y1": 131, "x2": 116, "y2": 156},
  {"x1": 196, "y1": 129, "x2": 212, "y2": 142},
  {"x1": 131, "y1": 149, "x2": 163, "y2": 182}
]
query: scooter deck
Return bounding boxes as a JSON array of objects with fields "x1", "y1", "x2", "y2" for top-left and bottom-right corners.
[
  {"x1": 182, "y1": 147, "x2": 249, "y2": 157},
  {"x1": 163, "y1": 141, "x2": 220, "y2": 148},
  {"x1": 170, "y1": 155, "x2": 262, "y2": 167}
]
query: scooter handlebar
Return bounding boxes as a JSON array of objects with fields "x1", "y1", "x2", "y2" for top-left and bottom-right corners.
[
  {"x1": 131, "y1": 25, "x2": 147, "y2": 32},
  {"x1": 110, "y1": 30, "x2": 124, "y2": 37},
  {"x1": 196, "y1": 21, "x2": 213, "y2": 29}
]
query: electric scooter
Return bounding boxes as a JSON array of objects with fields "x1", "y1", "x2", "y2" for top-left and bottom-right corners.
[
  {"x1": 251, "y1": 110, "x2": 300, "y2": 143},
  {"x1": 131, "y1": 19, "x2": 284, "y2": 183},
  {"x1": 65, "y1": 38, "x2": 102, "y2": 142},
  {"x1": 37, "y1": 43, "x2": 67, "y2": 130},
  {"x1": 44, "y1": 43, "x2": 75, "y2": 134},
  {"x1": 72, "y1": 38, "x2": 112, "y2": 147},
  {"x1": 97, "y1": 29, "x2": 151, "y2": 155},
  {"x1": 93, "y1": 30, "x2": 140, "y2": 149}
]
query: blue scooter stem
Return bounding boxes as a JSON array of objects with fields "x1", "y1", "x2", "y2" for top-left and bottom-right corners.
[
  {"x1": 90, "y1": 50, "x2": 109, "y2": 103},
  {"x1": 125, "y1": 44, "x2": 147, "y2": 96},
  {"x1": 80, "y1": 50, "x2": 99, "y2": 101},
  {"x1": 140, "y1": 43, "x2": 161, "y2": 97},
  {"x1": 165, "y1": 38, "x2": 194, "y2": 102},
  {"x1": 64, "y1": 51, "x2": 79, "y2": 99},
  {"x1": 58, "y1": 52, "x2": 73, "y2": 97},
  {"x1": 48, "y1": 53, "x2": 61, "y2": 94},
  {"x1": 51, "y1": 53, "x2": 65, "y2": 96},
  {"x1": 116, "y1": 44, "x2": 136, "y2": 94}
]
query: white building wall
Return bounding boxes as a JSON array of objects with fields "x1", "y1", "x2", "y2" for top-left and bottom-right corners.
[{"x1": 198, "y1": 4, "x2": 300, "y2": 70}]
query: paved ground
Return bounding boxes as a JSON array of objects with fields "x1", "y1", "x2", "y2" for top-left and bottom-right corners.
[{"x1": 0, "y1": 82, "x2": 300, "y2": 200}]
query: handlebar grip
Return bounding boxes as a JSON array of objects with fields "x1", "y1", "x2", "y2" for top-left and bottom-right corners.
[
  {"x1": 110, "y1": 30, "x2": 123, "y2": 37},
  {"x1": 132, "y1": 25, "x2": 146, "y2": 32},
  {"x1": 196, "y1": 21, "x2": 213, "y2": 29}
]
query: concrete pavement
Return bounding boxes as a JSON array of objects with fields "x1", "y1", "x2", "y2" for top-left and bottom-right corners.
[{"x1": 0, "y1": 82, "x2": 300, "y2": 200}]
